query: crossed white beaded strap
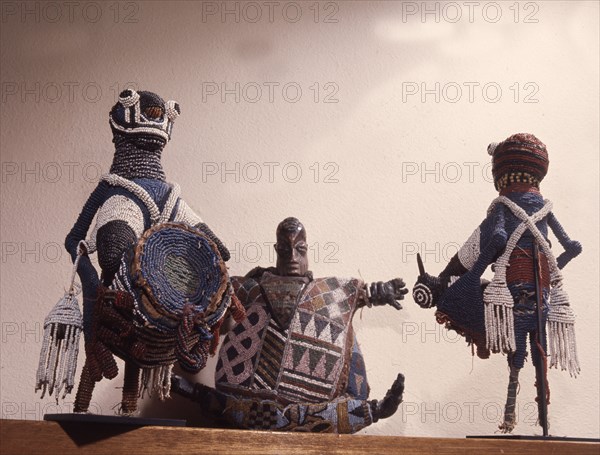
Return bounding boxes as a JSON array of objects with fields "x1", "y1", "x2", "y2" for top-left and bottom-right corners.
[
  {"x1": 158, "y1": 182, "x2": 181, "y2": 224},
  {"x1": 494, "y1": 196, "x2": 560, "y2": 281},
  {"x1": 101, "y1": 174, "x2": 181, "y2": 225}
]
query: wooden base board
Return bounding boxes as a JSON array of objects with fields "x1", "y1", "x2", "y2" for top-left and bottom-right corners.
[{"x1": 1, "y1": 419, "x2": 598, "y2": 455}]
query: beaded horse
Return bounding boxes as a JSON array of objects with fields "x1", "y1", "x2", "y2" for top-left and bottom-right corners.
[
  {"x1": 36, "y1": 90, "x2": 238, "y2": 415},
  {"x1": 412, "y1": 134, "x2": 581, "y2": 433}
]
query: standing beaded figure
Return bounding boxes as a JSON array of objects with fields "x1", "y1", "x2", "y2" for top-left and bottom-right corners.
[
  {"x1": 412, "y1": 133, "x2": 582, "y2": 433},
  {"x1": 37, "y1": 89, "x2": 237, "y2": 415},
  {"x1": 173, "y1": 217, "x2": 407, "y2": 433}
]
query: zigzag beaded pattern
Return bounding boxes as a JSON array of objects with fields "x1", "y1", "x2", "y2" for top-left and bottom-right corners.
[
  {"x1": 276, "y1": 277, "x2": 360, "y2": 403},
  {"x1": 216, "y1": 276, "x2": 362, "y2": 405}
]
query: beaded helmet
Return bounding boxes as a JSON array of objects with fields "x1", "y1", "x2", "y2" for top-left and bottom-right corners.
[
  {"x1": 488, "y1": 133, "x2": 549, "y2": 191},
  {"x1": 109, "y1": 90, "x2": 180, "y2": 142}
]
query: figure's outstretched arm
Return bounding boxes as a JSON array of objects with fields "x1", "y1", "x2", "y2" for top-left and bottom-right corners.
[
  {"x1": 444, "y1": 202, "x2": 508, "y2": 279},
  {"x1": 413, "y1": 204, "x2": 507, "y2": 309},
  {"x1": 361, "y1": 278, "x2": 408, "y2": 310},
  {"x1": 547, "y1": 212, "x2": 582, "y2": 269}
]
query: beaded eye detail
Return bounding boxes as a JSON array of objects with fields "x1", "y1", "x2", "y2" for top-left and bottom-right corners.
[
  {"x1": 144, "y1": 106, "x2": 164, "y2": 121},
  {"x1": 165, "y1": 100, "x2": 180, "y2": 121},
  {"x1": 118, "y1": 89, "x2": 140, "y2": 108}
]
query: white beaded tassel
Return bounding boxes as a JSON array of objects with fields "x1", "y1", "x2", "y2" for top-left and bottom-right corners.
[
  {"x1": 35, "y1": 241, "x2": 86, "y2": 402},
  {"x1": 483, "y1": 255, "x2": 516, "y2": 353},
  {"x1": 547, "y1": 278, "x2": 580, "y2": 377},
  {"x1": 140, "y1": 364, "x2": 173, "y2": 400}
]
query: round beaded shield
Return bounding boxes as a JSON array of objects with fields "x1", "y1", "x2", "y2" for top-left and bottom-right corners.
[{"x1": 130, "y1": 222, "x2": 229, "y2": 333}]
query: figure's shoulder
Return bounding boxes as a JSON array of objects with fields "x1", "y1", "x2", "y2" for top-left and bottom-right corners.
[
  {"x1": 231, "y1": 274, "x2": 263, "y2": 305},
  {"x1": 244, "y1": 266, "x2": 277, "y2": 281}
]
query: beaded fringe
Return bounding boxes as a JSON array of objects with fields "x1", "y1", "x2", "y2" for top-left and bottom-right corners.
[
  {"x1": 140, "y1": 364, "x2": 173, "y2": 400},
  {"x1": 548, "y1": 285, "x2": 580, "y2": 377},
  {"x1": 35, "y1": 293, "x2": 83, "y2": 402},
  {"x1": 483, "y1": 280, "x2": 515, "y2": 353}
]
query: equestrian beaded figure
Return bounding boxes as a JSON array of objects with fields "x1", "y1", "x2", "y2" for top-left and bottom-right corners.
[
  {"x1": 172, "y1": 217, "x2": 407, "y2": 433},
  {"x1": 412, "y1": 133, "x2": 582, "y2": 433},
  {"x1": 36, "y1": 89, "x2": 239, "y2": 415}
]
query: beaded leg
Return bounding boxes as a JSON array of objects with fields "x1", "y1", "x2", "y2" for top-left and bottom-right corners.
[
  {"x1": 121, "y1": 362, "x2": 140, "y2": 415},
  {"x1": 499, "y1": 362, "x2": 520, "y2": 433},
  {"x1": 74, "y1": 363, "x2": 96, "y2": 413}
]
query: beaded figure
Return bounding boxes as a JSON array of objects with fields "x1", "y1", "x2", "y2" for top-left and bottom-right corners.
[
  {"x1": 412, "y1": 133, "x2": 582, "y2": 433},
  {"x1": 173, "y1": 217, "x2": 407, "y2": 433},
  {"x1": 37, "y1": 90, "x2": 236, "y2": 415}
]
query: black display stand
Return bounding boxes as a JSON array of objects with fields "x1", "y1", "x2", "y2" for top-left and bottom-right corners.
[
  {"x1": 45, "y1": 413, "x2": 186, "y2": 427},
  {"x1": 467, "y1": 435, "x2": 600, "y2": 443}
]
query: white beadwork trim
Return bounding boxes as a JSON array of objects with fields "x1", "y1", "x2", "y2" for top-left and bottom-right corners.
[
  {"x1": 173, "y1": 199, "x2": 203, "y2": 226},
  {"x1": 458, "y1": 226, "x2": 481, "y2": 270},
  {"x1": 100, "y1": 174, "x2": 181, "y2": 226},
  {"x1": 88, "y1": 195, "x2": 145, "y2": 253}
]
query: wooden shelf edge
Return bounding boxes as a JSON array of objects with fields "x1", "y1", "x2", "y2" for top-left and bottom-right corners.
[{"x1": 1, "y1": 419, "x2": 598, "y2": 455}]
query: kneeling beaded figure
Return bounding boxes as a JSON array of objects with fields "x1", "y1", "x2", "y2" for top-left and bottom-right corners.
[{"x1": 172, "y1": 217, "x2": 407, "y2": 433}]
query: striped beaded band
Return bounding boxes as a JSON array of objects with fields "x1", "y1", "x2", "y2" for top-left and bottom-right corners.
[{"x1": 491, "y1": 133, "x2": 548, "y2": 191}]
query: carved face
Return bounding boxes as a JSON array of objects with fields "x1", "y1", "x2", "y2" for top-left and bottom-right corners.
[{"x1": 274, "y1": 219, "x2": 308, "y2": 277}]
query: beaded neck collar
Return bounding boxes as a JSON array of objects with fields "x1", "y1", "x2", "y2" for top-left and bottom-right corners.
[{"x1": 499, "y1": 183, "x2": 541, "y2": 196}]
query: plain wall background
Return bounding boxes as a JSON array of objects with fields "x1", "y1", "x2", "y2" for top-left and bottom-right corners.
[{"x1": 1, "y1": 0, "x2": 598, "y2": 438}]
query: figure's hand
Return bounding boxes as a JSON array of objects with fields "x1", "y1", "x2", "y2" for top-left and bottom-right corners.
[
  {"x1": 195, "y1": 222, "x2": 231, "y2": 262},
  {"x1": 371, "y1": 373, "x2": 405, "y2": 422},
  {"x1": 556, "y1": 239, "x2": 582, "y2": 269},
  {"x1": 369, "y1": 278, "x2": 407, "y2": 310}
]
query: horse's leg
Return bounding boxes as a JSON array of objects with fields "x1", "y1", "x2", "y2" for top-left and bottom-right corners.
[
  {"x1": 500, "y1": 355, "x2": 520, "y2": 433},
  {"x1": 74, "y1": 362, "x2": 96, "y2": 413},
  {"x1": 121, "y1": 362, "x2": 140, "y2": 415}
]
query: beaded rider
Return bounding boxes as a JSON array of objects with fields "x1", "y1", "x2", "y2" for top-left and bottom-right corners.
[
  {"x1": 173, "y1": 217, "x2": 407, "y2": 433},
  {"x1": 412, "y1": 133, "x2": 582, "y2": 433},
  {"x1": 64, "y1": 90, "x2": 232, "y2": 414}
]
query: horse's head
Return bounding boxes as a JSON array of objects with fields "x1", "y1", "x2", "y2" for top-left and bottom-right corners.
[{"x1": 412, "y1": 253, "x2": 444, "y2": 309}]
